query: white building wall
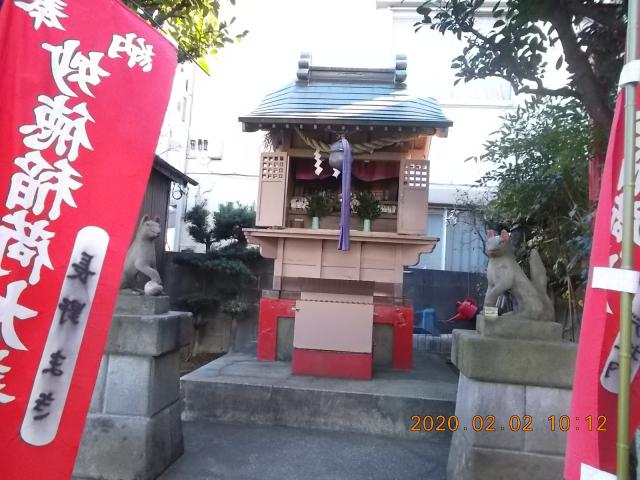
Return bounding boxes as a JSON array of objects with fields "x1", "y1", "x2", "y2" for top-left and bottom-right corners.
[
  {"x1": 155, "y1": 63, "x2": 197, "y2": 251},
  {"x1": 386, "y1": 8, "x2": 515, "y2": 187},
  {"x1": 156, "y1": 63, "x2": 197, "y2": 172}
]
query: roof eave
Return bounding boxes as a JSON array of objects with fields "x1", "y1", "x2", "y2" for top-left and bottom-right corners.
[
  {"x1": 239, "y1": 116, "x2": 453, "y2": 132},
  {"x1": 153, "y1": 156, "x2": 199, "y2": 186}
]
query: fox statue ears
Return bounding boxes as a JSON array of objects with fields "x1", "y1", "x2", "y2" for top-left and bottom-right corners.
[
  {"x1": 486, "y1": 229, "x2": 510, "y2": 240},
  {"x1": 139, "y1": 214, "x2": 161, "y2": 225}
]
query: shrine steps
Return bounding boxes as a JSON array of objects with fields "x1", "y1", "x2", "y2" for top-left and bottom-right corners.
[{"x1": 180, "y1": 352, "x2": 458, "y2": 439}]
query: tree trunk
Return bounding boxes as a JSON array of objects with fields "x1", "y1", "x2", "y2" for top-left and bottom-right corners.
[{"x1": 551, "y1": 2, "x2": 615, "y2": 137}]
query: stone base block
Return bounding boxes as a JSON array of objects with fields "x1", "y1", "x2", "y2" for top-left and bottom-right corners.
[
  {"x1": 73, "y1": 401, "x2": 183, "y2": 480},
  {"x1": 453, "y1": 375, "x2": 571, "y2": 456},
  {"x1": 477, "y1": 315, "x2": 562, "y2": 341},
  {"x1": 451, "y1": 330, "x2": 576, "y2": 388},
  {"x1": 115, "y1": 294, "x2": 170, "y2": 315},
  {"x1": 100, "y1": 351, "x2": 180, "y2": 417},
  {"x1": 106, "y1": 311, "x2": 193, "y2": 357},
  {"x1": 447, "y1": 331, "x2": 574, "y2": 480},
  {"x1": 447, "y1": 430, "x2": 564, "y2": 480}
]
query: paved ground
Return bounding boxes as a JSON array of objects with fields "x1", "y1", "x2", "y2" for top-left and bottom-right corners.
[{"x1": 160, "y1": 421, "x2": 451, "y2": 480}]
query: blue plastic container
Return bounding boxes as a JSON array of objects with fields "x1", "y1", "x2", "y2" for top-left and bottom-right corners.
[{"x1": 413, "y1": 308, "x2": 438, "y2": 335}]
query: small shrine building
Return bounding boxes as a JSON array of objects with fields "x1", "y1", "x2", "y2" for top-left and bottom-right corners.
[{"x1": 240, "y1": 53, "x2": 452, "y2": 379}]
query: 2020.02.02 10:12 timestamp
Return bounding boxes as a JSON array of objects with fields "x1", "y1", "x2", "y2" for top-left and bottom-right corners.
[{"x1": 409, "y1": 415, "x2": 608, "y2": 432}]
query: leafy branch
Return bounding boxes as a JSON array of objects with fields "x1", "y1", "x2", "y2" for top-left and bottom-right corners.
[
  {"x1": 416, "y1": 0, "x2": 624, "y2": 136},
  {"x1": 123, "y1": 0, "x2": 248, "y2": 67}
]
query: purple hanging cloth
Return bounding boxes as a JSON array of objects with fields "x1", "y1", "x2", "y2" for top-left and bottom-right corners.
[{"x1": 338, "y1": 137, "x2": 353, "y2": 251}]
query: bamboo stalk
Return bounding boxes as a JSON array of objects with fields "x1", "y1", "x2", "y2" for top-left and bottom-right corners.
[{"x1": 617, "y1": 2, "x2": 640, "y2": 477}]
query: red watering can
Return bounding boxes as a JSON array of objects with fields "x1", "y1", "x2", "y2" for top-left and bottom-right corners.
[{"x1": 447, "y1": 297, "x2": 478, "y2": 322}]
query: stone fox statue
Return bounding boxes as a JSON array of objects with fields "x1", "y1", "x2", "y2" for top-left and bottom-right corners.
[
  {"x1": 484, "y1": 229, "x2": 554, "y2": 322},
  {"x1": 120, "y1": 215, "x2": 164, "y2": 295}
]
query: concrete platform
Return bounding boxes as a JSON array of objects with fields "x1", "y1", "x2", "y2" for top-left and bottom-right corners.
[
  {"x1": 181, "y1": 352, "x2": 458, "y2": 439},
  {"x1": 160, "y1": 421, "x2": 451, "y2": 480}
]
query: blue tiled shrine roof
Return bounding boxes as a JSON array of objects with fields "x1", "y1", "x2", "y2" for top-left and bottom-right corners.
[{"x1": 239, "y1": 80, "x2": 453, "y2": 131}]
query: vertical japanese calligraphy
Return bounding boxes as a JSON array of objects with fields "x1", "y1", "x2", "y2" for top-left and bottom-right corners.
[
  {"x1": 14, "y1": 0, "x2": 67, "y2": 31},
  {"x1": 0, "y1": 281, "x2": 37, "y2": 350},
  {"x1": 108, "y1": 33, "x2": 155, "y2": 72},
  {"x1": 21, "y1": 227, "x2": 107, "y2": 446},
  {"x1": 0, "y1": 0, "x2": 176, "y2": 477},
  {"x1": 0, "y1": 349, "x2": 15, "y2": 404}
]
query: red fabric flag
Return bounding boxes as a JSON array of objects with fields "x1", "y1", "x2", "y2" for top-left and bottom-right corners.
[
  {"x1": 565, "y1": 91, "x2": 640, "y2": 478},
  {"x1": 0, "y1": 1, "x2": 176, "y2": 478}
]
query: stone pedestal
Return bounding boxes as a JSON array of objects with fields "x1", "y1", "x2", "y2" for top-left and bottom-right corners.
[
  {"x1": 73, "y1": 294, "x2": 193, "y2": 480},
  {"x1": 447, "y1": 317, "x2": 577, "y2": 480}
]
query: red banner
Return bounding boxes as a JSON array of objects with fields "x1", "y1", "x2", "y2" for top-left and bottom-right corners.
[
  {"x1": 0, "y1": 1, "x2": 176, "y2": 478},
  {"x1": 565, "y1": 91, "x2": 640, "y2": 478}
]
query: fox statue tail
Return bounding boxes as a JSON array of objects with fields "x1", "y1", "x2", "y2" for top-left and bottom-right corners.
[{"x1": 529, "y1": 249, "x2": 555, "y2": 317}]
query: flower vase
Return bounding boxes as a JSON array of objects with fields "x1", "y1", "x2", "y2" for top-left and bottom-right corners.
[
  {"x1": 363, "y1": 218, "x2": 371, "y2": 232},
  {"x1": 311, "y1": 216, "x2": 320, "y2": 229}
]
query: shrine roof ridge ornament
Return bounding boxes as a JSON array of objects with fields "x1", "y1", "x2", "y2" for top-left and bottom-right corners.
[
  {"x1": 239, "y1": 52, "x2": 453, "y2": 133},
  {"x1": 295, "y1": 52, "x2": 407, "y2": 86}
]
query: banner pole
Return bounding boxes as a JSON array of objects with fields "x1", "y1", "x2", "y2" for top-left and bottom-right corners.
[{"x1": 618, "y1": 2, "x2": 639, "y2": 478}]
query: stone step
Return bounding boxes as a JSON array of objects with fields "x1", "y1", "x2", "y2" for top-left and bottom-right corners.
[{"x1": 181, "y1": 352, "x2": 458, "y2": 439}]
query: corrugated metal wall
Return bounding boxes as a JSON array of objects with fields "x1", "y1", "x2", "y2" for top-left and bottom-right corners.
[
  {"x1": 415, "y1": 208, "x2": 487, "y2": 273},
  {"x1": 445, "y1": 212, "x2": 487, "y2": 273},
  {"x1": 414, "y1": 211, "x2": 445, "y2": 269}
]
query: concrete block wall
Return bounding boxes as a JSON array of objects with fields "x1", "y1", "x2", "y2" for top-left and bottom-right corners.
[
  {"x1": 162, "y1": 252, "x2": 274, "y2": 356},
  {"x1": 195, "y1": 312, "x2": 232, "y2": 354},
  {"x1": 74, "y1": 296, "x2": 192, "y2": 480}
]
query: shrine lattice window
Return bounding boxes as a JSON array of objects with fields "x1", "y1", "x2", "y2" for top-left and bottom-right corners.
[
  {"x1": 261, "y1": 154, "x2": 286, "y2": 180},
  {"x1": 402, "y1": 163, "x2": 428, "y2": 188}
]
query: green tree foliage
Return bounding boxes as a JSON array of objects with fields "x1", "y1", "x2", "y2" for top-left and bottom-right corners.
[
  {"x1": 416, "y1": 0, "x2": 625, "y2": 137},
  {"x1": 124, "y1": 0, "x2": 248, "y2": 67},
  {"x1": 184, "y1": 200, "x2": 215, "y2": 252},
  {"x1": 177, "y1": 202, "x2": 257, "y2": 325},
  {"x1": 458, "y1": 97, "x2": 591, "y2": 335},
  {"x1": 212, "y1": 201, "x2": 256, "y2": 245}
]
